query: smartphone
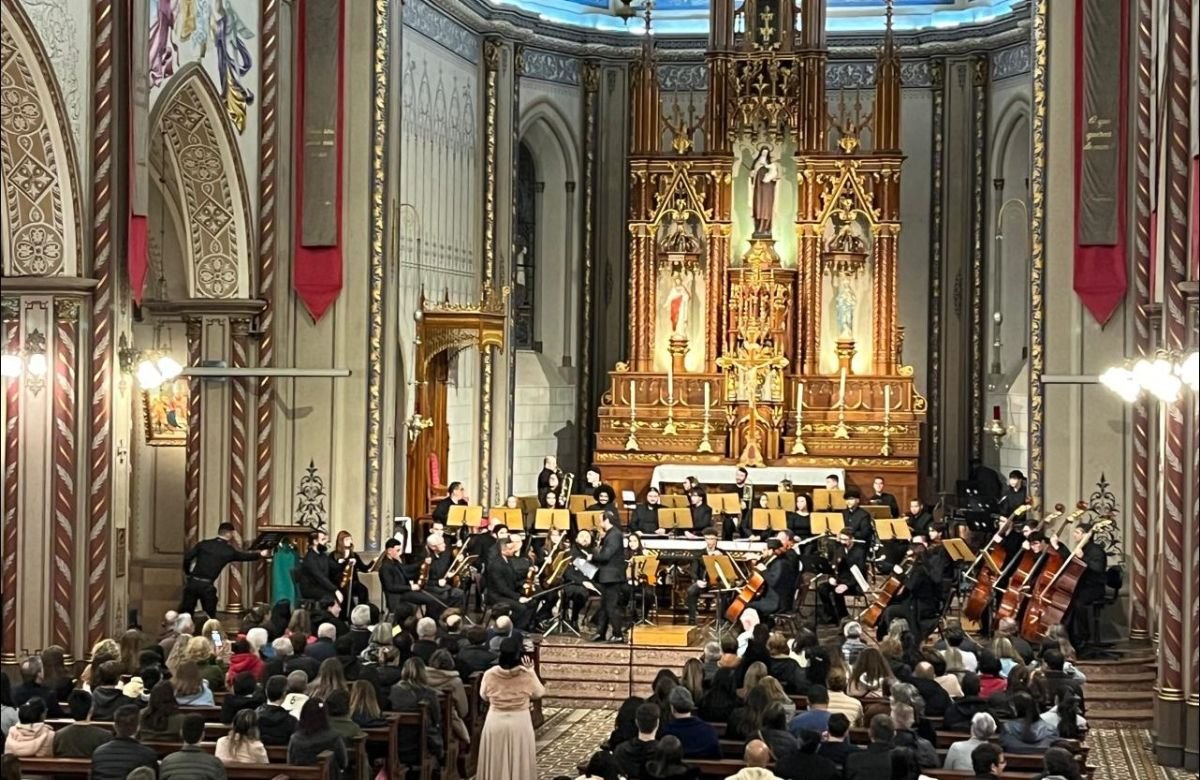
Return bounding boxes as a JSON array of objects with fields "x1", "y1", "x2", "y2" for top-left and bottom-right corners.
[{"x1": 210, "y1": 630, "x2": 223, "y2": 649}]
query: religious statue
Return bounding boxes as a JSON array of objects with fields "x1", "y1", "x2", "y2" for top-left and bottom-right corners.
[
  {"x1": 832, "y1": 268, "x2": 857, "y2": 340},
  {"x1": 664, "y1": 270, "x2": 694, "y2": 337},
  {"x1": 659, "y1": 215, "x2": 702, "y2": 255},
  {"x1": 747, "y1": 146, "x2": 780, "y2": 238}
]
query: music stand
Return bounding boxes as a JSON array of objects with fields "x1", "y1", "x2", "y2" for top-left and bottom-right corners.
[
  {"x1": 534, "y1": 509, "x2": 571, "y2": 532},
  {"x1": 567, "y1": 495, "x2": 591, "y2": 514},
  {"x1": 575, "y1": 511, "x2": 605, "y2": 531},
  {"x1": 812, "y1": 489, "x2": 846, "y2": 511},
  {"x1": 707, "y1": 493, "x2": 742, "y2": 515},
  {"x1": 874, "y1": 518, "x2": 912, "y2": 542},
  {"x1": 658, "y1": 508, "x2": 694, "y2": 533},
  {"x1": 752, "y1": 509, "x2": 789, "y2": 533},
  {"x1": 941, "y1": 538, "x2": 974, "y2": 561},
  {"x1": 865, "y1": 505, "x2": 894, "y2": 520},
  {"x1": 811, "y1": 512, "x2": 845, "y2": 536},
  {"x1": 629, "y1": 555, "x2": 658, "y2": 626},
  {"x1": 490, "y1": 507, "x2": 524, "y2": 529},
  {"x1": 660, "y1": 494, "x2": 689, "y2": 508},
  {"x1": 703, "y1": 554, "x2": 740, "y2": 638},
  {"x1": 765, "y1": 492, "x2": 797, "y2": 511},
  {"x1": 446, "y1": 505, "x2": 484, "y2": 529}
]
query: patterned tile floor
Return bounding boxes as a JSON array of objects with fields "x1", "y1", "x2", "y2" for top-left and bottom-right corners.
[{"x1": 527, "y1": 713, "x2": 1200, "y2": 780}]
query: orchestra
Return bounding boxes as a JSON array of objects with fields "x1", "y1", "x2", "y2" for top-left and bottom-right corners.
[{"x1": 220, "y1": 459, "x2": 1112, "y2": 657}]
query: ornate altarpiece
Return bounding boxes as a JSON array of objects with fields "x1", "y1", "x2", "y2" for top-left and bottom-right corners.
[{"x1": 594, "y1": 0, "x2": 926, "y2": 501}]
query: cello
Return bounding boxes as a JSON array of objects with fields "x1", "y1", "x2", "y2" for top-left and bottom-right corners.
[
  {"x1": 961, "y1": 502, "x2": 1033, "y2": 622},
  {"x1": 1019, "y1": 518, "x2": 1112, "y2": 641},
  {"x1": 860, "y1": 553, "x2": 913, "y2": 628},
  {"x1": 725, "y1": 548, "x2": 771, "y2": 622},
  {"x1": 994, "y1": 503, "x2": 1080, "y2": 623}
]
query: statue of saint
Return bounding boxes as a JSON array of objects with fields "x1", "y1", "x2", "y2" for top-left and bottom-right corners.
[
  {"x1": 664, "y1": 270, "x2": 693, "y2": 337},
  {"x1": 748, "y1": 146, "x2": 780, "y2": 238},
  {"x1": 832, "y1": 268, "x2": 857, "y2": 340}
]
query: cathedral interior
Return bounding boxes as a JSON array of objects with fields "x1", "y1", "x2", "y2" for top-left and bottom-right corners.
[{"x1": 0, "y1": 0, "x2": 1198, "y2": 773}]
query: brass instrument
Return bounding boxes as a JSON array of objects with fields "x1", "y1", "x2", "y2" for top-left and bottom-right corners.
[{"x1": 560, "y1": 472, "x2": 575, "y2": 508}]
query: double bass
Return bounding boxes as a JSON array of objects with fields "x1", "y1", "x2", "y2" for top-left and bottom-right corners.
[
  {"x1": 1020, "y1": 518, "x2": 1112, "y2": 641},
  {"x1": 994, "y1": 503, "x2": 1081, "y2": 623},
  {"x1": 962, "y1": 502, "x2": 1033, "y2": 622}
]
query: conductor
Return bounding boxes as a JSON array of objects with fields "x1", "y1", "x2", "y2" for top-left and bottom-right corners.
[
  {"x1": 589, "y1": 512, "x2": 626, "y2": 644},
  {"x1": 180, "y1": 522, "x2": 269, "y2": 618}
]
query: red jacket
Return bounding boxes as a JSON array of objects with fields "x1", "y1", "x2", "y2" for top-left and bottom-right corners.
[
  {"x1": 225, "y1": 652, "x2": 265, "y2": 687},
  {"x1": 979, "y1": 674, "x2": 1007, "y2": 698}
]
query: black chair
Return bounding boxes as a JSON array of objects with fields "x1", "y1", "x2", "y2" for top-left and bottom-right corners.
[{"x1": 1081, "y1": 567, "x2": 1122, "y2": 659}]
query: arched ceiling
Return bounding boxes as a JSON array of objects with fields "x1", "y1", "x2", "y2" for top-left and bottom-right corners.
[{"x1": 486, "y1": 0, "x2": 1019, "y2": 34}]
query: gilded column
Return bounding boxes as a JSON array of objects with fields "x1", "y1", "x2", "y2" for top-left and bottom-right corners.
[
  {"x1": 365, "y1": 0, "x2": 390, "y2": 547},
  {"x1": 927, "y1": 60, "x2": 945, "y2": 486},
  {"x1": 479, "y1": 37, "x2": 501, "y2": 501},
  {"x1": 255, "y1": 0, "x2": 281, "y2": 546},
  {"x1": 226, "y1": 320, "x2": 250, "y2": 612},
  {"x1": 1128, "y1": 0, "x2": 1154, "y2": 640},
  {"x1": 1155, "y1": 0, "x2": 1192, "y2": 762},
  {"x1": 968, "y1": 55, "x2": 988, "y2": 462},
  {"x1": 51, "y1": 298, "x2": 80, "y2": 651},
  {"x1": 1027, "y1": 0, "x2": 1049, "y2": 503},
  {"x1": 184, "y1": 319, "x2": 202, "y2": 549},
  {"x1": 87, "y1": 0, "x2": 118, "y2": 647},
  {"x1": 579, "y1": 61, "x2": 600, "y2": 460},
  {"x1": 1, "y1": 298, "x2": 20, "y2": 663}
]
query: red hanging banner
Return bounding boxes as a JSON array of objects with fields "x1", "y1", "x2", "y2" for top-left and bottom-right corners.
[
  {"x1": 292, "y1": 0, "x2": 344, "y2": 321},
  {"x1": 127, "y1": 0, "x2": 148, "y2": 304},
  {"x1": 1072, "y1": 0, "x2": 1128, "y2": 325}
]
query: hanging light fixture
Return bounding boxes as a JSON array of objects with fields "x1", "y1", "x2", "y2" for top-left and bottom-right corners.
[
  {"x1": 0, "y1": 352, "x2": 23, "y2": 378},
  {"x1": 1100, "y1": 349, "x2": 1198, "y2": 404}
]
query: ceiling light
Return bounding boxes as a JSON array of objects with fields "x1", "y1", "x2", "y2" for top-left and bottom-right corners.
[{"x1": 137, "y1": 360, "x2": 164, "y2": 389}]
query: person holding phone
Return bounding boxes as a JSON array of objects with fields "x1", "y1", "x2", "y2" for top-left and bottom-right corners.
[
  {"x1": 180, "y1": 522, "x2": 269, "y2": 618},
  {"x1": 475, "y1": 637, "x2": 545, "y2": 780}
]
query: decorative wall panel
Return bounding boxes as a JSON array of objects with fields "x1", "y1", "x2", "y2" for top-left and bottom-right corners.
[{"x1": 17, "y1": 0, "x2": 86, "y2": 157}]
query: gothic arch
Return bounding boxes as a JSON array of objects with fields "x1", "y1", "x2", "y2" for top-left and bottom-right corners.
[
  {"x1": 148, "y1": 63, "x2": 253, "y2": 299},
  {"x1": 0, "y1": 0, "x2": 82, "y2": 277}
]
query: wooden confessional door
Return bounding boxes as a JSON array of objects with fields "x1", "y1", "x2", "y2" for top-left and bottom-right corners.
[{"x1": 405, "y1": 352, "x2": 451, "y2": 517}]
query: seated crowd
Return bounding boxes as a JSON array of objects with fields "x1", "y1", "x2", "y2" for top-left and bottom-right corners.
[
  {"x1": 559, "y1": 616, "x2": 1089, "y2": 780},
  {"x1": 0, "y1": 600, "x2": 526, "y2": 779}
]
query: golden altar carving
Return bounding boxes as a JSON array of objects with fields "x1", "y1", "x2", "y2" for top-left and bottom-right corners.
[{"x1": 595, "y1": 0, "x2": 925, "y2": 502}]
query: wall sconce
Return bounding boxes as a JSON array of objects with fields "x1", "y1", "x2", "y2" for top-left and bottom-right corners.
[
  {"x1": 117, "y1": 333, "x2": 183, "y2": 390},
  {"x1": 406, "y1": 412, "x2": 433, "y2": 442},
  {"x1": 1, "y1": 329, "x2": 48, "y2": 393},
  {"x1": 984, "y1": 404, "x2": 1006, "y2": 450},
  {"x1": 1100, "y1": 349, "x2": 1199, "y2": 404}
]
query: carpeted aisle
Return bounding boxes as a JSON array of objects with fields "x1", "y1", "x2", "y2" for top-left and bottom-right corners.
[{"x1": 528, "y1": 714, "x2": 1200, "y2": 780}]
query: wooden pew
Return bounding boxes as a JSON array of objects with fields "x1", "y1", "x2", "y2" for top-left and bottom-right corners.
[{"x1": 16, "y1": 751, "x2": 332, "y2": 779}]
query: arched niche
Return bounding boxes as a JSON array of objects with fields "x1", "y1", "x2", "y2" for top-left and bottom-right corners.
[
  {"x1": 988, "y1": 98, "x2": 1032, "y2": 386},
  {"x1": 0, "y1": 0, "x2": 83, "y2": 278}
]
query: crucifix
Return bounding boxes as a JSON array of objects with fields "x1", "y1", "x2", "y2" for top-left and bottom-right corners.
[{"x1": 717, "y1": 328, "x2": 789, "y2": 468}]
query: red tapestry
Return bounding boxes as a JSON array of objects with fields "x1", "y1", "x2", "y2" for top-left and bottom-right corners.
[
  {"x1": 1072, "y1": 0, "x2": 1128, "y2": 325},
  {"x1": 292, "y1": 0, "x2": 344, "y2": 321}
]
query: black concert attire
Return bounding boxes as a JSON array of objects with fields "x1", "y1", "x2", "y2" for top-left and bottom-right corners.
[
  {"x1": 877, "y1": 553, "x2": 942, "y2": 640},
  {"x1": 622, "y1": 547, "x2": 656, "y2": 618},
  {"x1": 690, "y1": 502, "x2": 714, "y2": 536},
  {"x1": 378, "y1": 556, "x2": 447, "y2": 619},
  {"x1": 996, "y1": 483, "x2": 1028, "y2": 519},
  {"x1": 333, "y1": 551, "x2": 371, "y2": 607},
  {"x1": 1064, "y1": 539, "x2": 1108, "y2": 646},
  {"x1": 424, "y1": 548, "x2": 467, "y2": 611},
  {"x1": 868, "y1": 491, "x2": 901, "y2": 518},
  {"x1": 483, "y1": 553, "x2": 533, "y2": 629},
  {"x1": 630, "y1": 501, "x2": 661, "y2": 535},
  {"x1": 843, "y1": 505, "x2": 874, "y2": 545},
  {"x1": 432, "y1": 496, "x2": 468, "y2": 527},
  {"x1": 561, "y1": 543, "x2": 595, "y2": 627},
  {"x1": 907, "y1": 509, "x2": 934, "y2": 539},
  {"x1": 298, "y1": 545, "x2": 340, "y2": 604},
  {"x1": 180, "y1": 536, "x2": 262, "y2": 616},
  {"x1": 686, "y1": 546, "x2": 725, "y2": 624},
  {"x1": 537, "y1": 468, "x2": 556, "y2": 492},
  {"x1": 817, "y1": 543, "x2": 868, "y2": 623},
  {"x1": 591, "y1": 524, "x2": 626, "y2": 640},
  {"x1": 748, "y1": 551, "x2": 790, "y2": 619},
  {"x1": 787, "y1": 510, "x2": 813, "y2": 539}
]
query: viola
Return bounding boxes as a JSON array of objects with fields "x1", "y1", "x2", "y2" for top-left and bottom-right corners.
[
  {"x1": 416, "y1": 556, "x2": 432, "y2": 589},
  {"x1": 962, "y1": 502, "x2": 1033, "y2": 622},
  {"x1": 1020, "y1": 518, "x2": 1111, "y2": 641}
]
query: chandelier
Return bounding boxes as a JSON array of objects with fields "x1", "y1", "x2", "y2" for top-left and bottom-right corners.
[{"x1": 1099, "y1": 350, "x2": 1199, "y2": 404}]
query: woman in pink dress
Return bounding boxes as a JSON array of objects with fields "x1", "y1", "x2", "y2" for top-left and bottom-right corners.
[{"x1": 475, "y1": 637, "x2": 546, "y2": 779}]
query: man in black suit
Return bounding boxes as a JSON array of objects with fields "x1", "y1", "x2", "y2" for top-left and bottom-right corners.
[
  {"x1": 995, "y1": 470, "x2": 1028, "y2": 518},
  {"x1": 1056, "y1": 522, "x2": 1108, "y2": 647},
  {"x1": 484, "y1": 536, "x2": 533, "y2": 629},
  {"x1": 423, "y1": 532, "x2": 467, "y2": 611},
  {"x1": 630, "y1": 487, "x2": 662, "y2": 535},
  {"x1": 298, "y1": 530, "x2": 341, "y2": 605},
  {"x1": 844, "y1": 714, "x2": 896, "y2": 780},
  {"x1": 868, "y1": 476, "x2": 900, "y2": 518},
  {"x1": 906, "y1": 498, "x2": 934, "y2": 538},
  {"x1": 378, "y1": 539, "x2": 446, "y2": 618},
  {"x1": 818, "y1": 529, "x2": 867, "y2": 624},
  {"x1": 180, "y1": 522, "x2": 270, "y2": 617},
  {"x1": 536, "y1": 456, "x2": 558, "y2": 493},
  {"x1": 589, "y1": 510, "x2": 626, "y2": 643},
  {"x1": 432, "y1": 481, "x2": 468, "y2": 527},
  {"x1": 842, "y1": 489, "x2": 874, "y2": 545},
  {"x1": 877, "y1": 545, "x2": 942, "y2": 640},
  {"x1": 687, "y1": 489, "x2": 714, "y2": 536}
]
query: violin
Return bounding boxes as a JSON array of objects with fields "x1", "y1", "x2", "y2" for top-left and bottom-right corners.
[
  {"x1": 961, "y1": 502, "x2": 1033, "y2": 622},
  {"x1": 1020, "y1": 517, "x2": 1112, "y2": 641},
  {"x1": 416, "y1": 556, "x2": 432, "y2": 589}
]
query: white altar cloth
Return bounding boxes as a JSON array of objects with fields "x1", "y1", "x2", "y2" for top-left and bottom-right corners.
[{"x1": 649, "y1": 464, "x2": 844, "y2": 488}]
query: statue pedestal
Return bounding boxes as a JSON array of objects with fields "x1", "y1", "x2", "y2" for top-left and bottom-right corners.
[
  {"x1": 668, "y1": 337, "x2": 688, "y2": 373},
  {"x1": 836, "y1": 338, "x2": 857, "y2": 372},
  {"x1": 744, "y1": 238, "x2": 781, "y2": 269}
]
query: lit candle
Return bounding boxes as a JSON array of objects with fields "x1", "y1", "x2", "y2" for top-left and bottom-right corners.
[
  {"x1": 884, "y1": 384, "x2": 891, "y2": 412},
  {"x1": 630, "y1": 380, "x2": 637, "y2": 415},
  {"x1": 667, "y1": 359, "x2": 674, "y2": 403},
  {"x1": 797, "y1": 381, "x2": 804, "y2": 412},
  {"x1": 838, "y1": 368, "x2": 847, "y2": 409}
]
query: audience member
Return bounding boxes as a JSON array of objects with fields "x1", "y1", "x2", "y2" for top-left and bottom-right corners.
[
  {"x1": 139, "y1": 680, "x2": 185, "y2": 740},
  {"x1": 215, "y1": 709, "x2": 270, "y2": 764},
  {"x1": 52, "y1": 690, "x2": 114, "y2": 757},
  {"x1": 701, "y1": 642, "x2": 722, "y2": 683},
  {"x1": 726, "y1": 739, "x2": 784, "y2": 780},
  {"x1": 765, "y1": 634, "x2": 806, "y2": 694},
  {"x1": 999, "y1": 692, "x2": 1058, "y2": 753},
  {"x1": 977, "y1": 651, "x2": 1007, "y2": 698},
  {"x1": 945, "y1": 712, "x2": 998, "y2": 771},
  {"x1": 614, "y1": 701, "x2": 661, "y2": 780},
  {"x1": 941, "y1": 626, "x2": 979, "y2": 674},
  {"x1": 0, "y1": 677, "x2": 17, "y2": 737},
  {"x1": 306, "y1": 623, "x2": 339, "y2": 664},
  {"x1": 644, "y1": 735, "x2": 699, "y2": 780},
  {"x1": 1039, "y1": 649, "x2": 1086, "y2": 711},
  {"x1": 39, "y1": 646, "x2": 76, "y2": 703},
  {"x1": 2, "y1": 699, "x2": 53, "y2": 757},
  {"x1": 324, "y1": 689, "x2": 363, "y2": 742},
  {"x1": 787, "y1": 685, "x2": 831, "y2": 736},
  {"x1": 892, "y1": 701, "x2": 938, "y2": 768},
  {"x1": 285, "y1": 635, "x2": 321, "y2": 680},
  {"x1": 221, "y1": 671, "x2": 265, "y2": 725},
  {"x1": 307, "y1": 657, "x2": 349, "y2": 701},
  {"x1": 842, "y1": 622, "x2": 869, "y2": 666},
  {"x1": 287, "y1": 699, "x2": 349, "y2": 778},
  {"x1": 970, "y1": 743, "x2": 1006, "y2": 780},
  {"x1": 92, "y1": 661, "x2": 143, "y2": 718},
  {"x1": 172, "y1": 660, "x2": 215, "y2": 706},
  {"x1": 844, "y1": 714, "x2": 897, "y2": 780},
  {"x1": 427, "y1": 648, "x2": 471, "y2": 744},
  {"x1": 849, "y1": 648, "x2": 894, "y2": 697},
  {"x1": 661, "y1": 687, "x2": 719, "y2": 759},
  {"x1": 698, "y1": 667, "x2": 739, "y2": 724},
  {"x1": 348, "y1": 678, "x2": 386, "y2": 728},
  {"x1": 457, "y1": 626, "x2": 499, "y2": 677},
  {"x1": 814, "y1": 712, "x2": 860, "y2": 768},
  {"x1": 225, "y1": 638, "x2": 265, "y2": 687},
  {"x1": 753, "y1": 703, "x2": 799, "y2": 764},
  {"x1": 282, "y1": 670, "x2": 310, "y2": 717},
  {"x1": 348, "y1": 606, "x2": 373, "y2": 656},
  {"x1": 90, "y1": 704, "x2": 158, "y2": 780},
  {"x1": 390, "y1": 658, "x2": 444, "y2": 766},
  {"x1": 826, "y1": 668, "x2": 864, "y2": 725},
  {"x1": 1039, "y1": 746, "x2": 1082, "y2": 780},
  {"x1": 255, "y1": 675, "x2": 296, "y2": 746},
  {"x1": 13, "y1": 656, "x2": 64, "y2": 718},
  {"x1": 910, "y1": 662, "x2": 952, "y2": 716},
  {"x1": 159, "y1": 714, "x2": 226, "y2": 779},
  {"x1": 944, "y1": 672, "x2": 990, "y2": 731}
]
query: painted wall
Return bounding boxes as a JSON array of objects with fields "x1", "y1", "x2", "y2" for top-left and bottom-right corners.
[{"x1": 17, "y1": 0, "x2": 89, "y2": 170}]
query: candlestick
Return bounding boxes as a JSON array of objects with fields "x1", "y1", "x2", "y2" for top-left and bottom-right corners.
[
  {"x1": 663, "y1": 373, "x2": 678, "y2": 436},
  {"x1": 667, "y1": 360, "x2": 674, "y2": 404},
  {"x1": 834, "y1": 369, "x2": 850, "y2": 439},
  {"x1": 884, "y1": 384, "x2": 891, "y2": 412},
  {"x1": 790, "y1": 381, "x2": 808, "y2": 455},
  {"x1": 697, "y1": 381, "x2": 713, "y2": 453},
  {"x1": 625, "y1": 380, "x2": 640, "y2": 451},
  {"x1": 881, "y1": 383, "x2": 893, "y2": 455}
]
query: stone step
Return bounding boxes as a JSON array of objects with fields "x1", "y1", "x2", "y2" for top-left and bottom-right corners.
[{"x1": 1087, "y1": 708, "x2": 1154, "y2": 728}]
